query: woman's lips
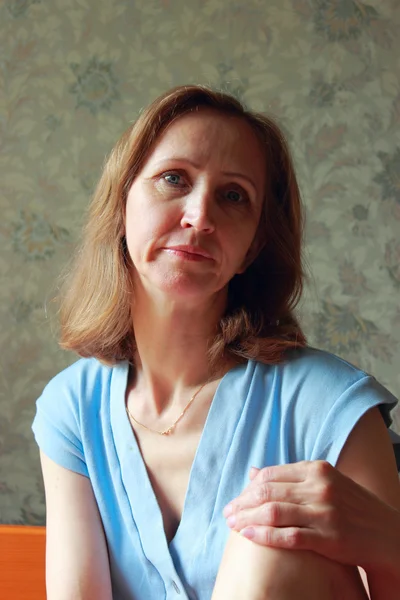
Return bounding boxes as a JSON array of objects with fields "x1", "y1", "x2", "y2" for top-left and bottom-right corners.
[{"x1": 163, "y1": 245, "x2": 214, "y2": 261}]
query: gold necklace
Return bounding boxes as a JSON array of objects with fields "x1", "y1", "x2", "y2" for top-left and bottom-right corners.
[{"x1": 125, "y1": 381, "x2": 208, "y2": 436}]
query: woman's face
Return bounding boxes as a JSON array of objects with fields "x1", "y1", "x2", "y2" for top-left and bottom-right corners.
[{"x1": 125, "y1": 108, "x2": 266, "y2": 304}]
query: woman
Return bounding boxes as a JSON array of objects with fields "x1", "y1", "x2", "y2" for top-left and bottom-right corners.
[{"x1": 32, "y1": 85, "x2": 400, "y2": 599}]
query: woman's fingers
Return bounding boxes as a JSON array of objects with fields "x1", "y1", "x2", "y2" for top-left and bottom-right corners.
[
  {"x1": 223, "y1": 481, "x2": 309, "y2": 517},
  {"x1": 226, "y1": 502, "x2": 312, "y2": 531},
  {"x1": 238, "y1": 525, "x2": 319, "y2": 551},
  {"x1": 251, "y1": 461, "x2": 313, "y2": 484},
  {"x1": 224, "y1": 461, "x2": 336, "y2": 517},
  {"x1": 249, "y1": 466, "x2": 259, "y2": 480}
]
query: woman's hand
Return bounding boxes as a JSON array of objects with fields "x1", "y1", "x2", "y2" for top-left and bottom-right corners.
[{"x1": 223, "y1": 460, "x2": 400, "y2": 573}]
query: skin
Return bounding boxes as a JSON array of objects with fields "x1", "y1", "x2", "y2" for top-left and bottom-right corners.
[{"x1": 124, "y1": 108, "x2": 266, "y2": 418}]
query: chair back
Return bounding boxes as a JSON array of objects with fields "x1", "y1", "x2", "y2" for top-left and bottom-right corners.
[{"x1": 0, "y1": 525, "x2": 46, "y2": 599}]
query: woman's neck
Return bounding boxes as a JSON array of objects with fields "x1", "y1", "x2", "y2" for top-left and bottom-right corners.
[{"x1": 130, "y1": 288, "x2": 231, "y2": 415}]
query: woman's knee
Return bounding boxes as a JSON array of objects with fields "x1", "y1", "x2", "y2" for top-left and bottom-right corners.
[{"x1": 212, "y1": 531, "x2": 368, "y2": 600}]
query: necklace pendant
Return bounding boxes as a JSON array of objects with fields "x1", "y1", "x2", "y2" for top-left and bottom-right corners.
[
  {"x1": 126, "y1": 380, "x2": 208, "y2": 436},
  {"x1": 162, "y1": 426, "x2": 174, "y2": 436}
]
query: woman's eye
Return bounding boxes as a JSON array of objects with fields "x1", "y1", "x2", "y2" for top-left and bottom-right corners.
[
  {"x1": 163, "y1": 173, "x2": 183, "y2": 185},
  {"x1": 225, "y1": 189, "x2": 247, "y2": 204}
]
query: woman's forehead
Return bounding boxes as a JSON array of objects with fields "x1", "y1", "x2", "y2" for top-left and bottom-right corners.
[{"x1": 143, "y1": 109, "x2": 266, "y2": 187}]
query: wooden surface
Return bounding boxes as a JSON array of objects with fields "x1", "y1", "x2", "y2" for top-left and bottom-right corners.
[{"x1": 0, "y1": 525, "x2": 46, "y2": 599}]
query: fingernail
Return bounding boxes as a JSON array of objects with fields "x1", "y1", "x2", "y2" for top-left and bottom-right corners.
[
  {"x1": 223, "y1": 503, "x2": 233, "y2": 517},
  {"x1": 249, "y1": 467, "x2": 260, "y2": 480},
  {"x1": 240, "y1": 527, "x2": 255, "y2": 540},
  {"x1": 249, "y1": 467, "x2": 258, "y2": 480},
  {"x1": 227, "y1": 515, "x2": 236, "y2": 528}
]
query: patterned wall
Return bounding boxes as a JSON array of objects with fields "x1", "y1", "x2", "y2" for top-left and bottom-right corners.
[{"x1": 1, "y1": 0, "x2": 399, "y2": 524}]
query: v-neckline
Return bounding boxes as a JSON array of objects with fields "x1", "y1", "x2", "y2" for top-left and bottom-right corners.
[{"x1": 109, "y1": 359, "x2": 254, "y2": 566}]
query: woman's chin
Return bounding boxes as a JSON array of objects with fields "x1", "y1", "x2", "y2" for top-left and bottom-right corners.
[
  {"x1": 159, "y1": 280, "x2": 216, "y2": 300},
  {"x1": 150, "y1": 272, "x2": 226, "y2": 303}
]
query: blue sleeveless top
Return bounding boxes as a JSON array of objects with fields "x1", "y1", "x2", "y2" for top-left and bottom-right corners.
[{"x1": 32, "y1": 347, "x2": 397, "y2": 600}]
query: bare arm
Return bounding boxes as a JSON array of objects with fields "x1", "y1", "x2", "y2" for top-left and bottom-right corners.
[
  {"x1": 336, "y1": 407, "x2": 400, "y2": 600},
  {"x1": 222, "y1": 406, "x2": 400, "y2": 600},
  {"x1": 40, "y1": 450, "x2": 113, "y2": 600}
]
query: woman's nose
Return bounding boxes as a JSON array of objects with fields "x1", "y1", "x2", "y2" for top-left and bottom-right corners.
[{"x1": 180, "y1": 189, "x2": 216, "y2": 233}]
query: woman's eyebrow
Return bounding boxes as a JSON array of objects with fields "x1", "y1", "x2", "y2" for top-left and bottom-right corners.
[
  {"x1": 152, "y1": 157, "x2": 258, "y2": 194},
  {"x1": 222, "y1": 171, "x2": 257, "y2": 194}
]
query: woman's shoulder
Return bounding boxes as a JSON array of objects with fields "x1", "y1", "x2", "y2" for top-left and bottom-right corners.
[
  {"x1": 252, "y1": 346, "x2": 397, "y2": 417},
  {"x1": 32, "y1": 357, "x2": 127, "y2": 474},
  {"x1": 37, "y1": 356, "x2": 127, "y2": 417},
  {"x1": 250, "y1": 347, "x2": 397, "y2": 464},
  {"x1": 43, "y1": 356, "x2": 112, "y2": 389},
  {"x1": 282, "y1": 345, "x2": 370, "y2": 381},
  {"x1": 251, "y1": 346, "x2": 371, "y2": 388}
]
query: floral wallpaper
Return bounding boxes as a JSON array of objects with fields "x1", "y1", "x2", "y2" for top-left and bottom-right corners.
[{"x1": 0, "y1": 0, "x2": 399, "y2": 524}]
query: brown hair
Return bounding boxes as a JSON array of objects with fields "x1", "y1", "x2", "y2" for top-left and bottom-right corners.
[{"x1": 58, "y1": 84, "x2": 306, "y2": 366}]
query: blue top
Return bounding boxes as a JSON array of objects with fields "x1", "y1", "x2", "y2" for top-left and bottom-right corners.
[{"x1": 32, "y1": 347, "x2": 397, "y2": 600}]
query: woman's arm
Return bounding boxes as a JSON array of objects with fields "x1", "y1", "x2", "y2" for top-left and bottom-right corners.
[
  {"x1": 336, "y1": 407, "x2": 400, "y2": 600},
  {"x1": 40, "y1": 450, "x2": 113, "y2": 600},
  {"x1": 223, "y1": 408, "x2": 400, "y2": 600}
]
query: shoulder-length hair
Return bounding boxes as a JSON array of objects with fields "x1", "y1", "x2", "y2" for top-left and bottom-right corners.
[{"x1": 58, "y1": 84, "x2": 306, "y2": 366}]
